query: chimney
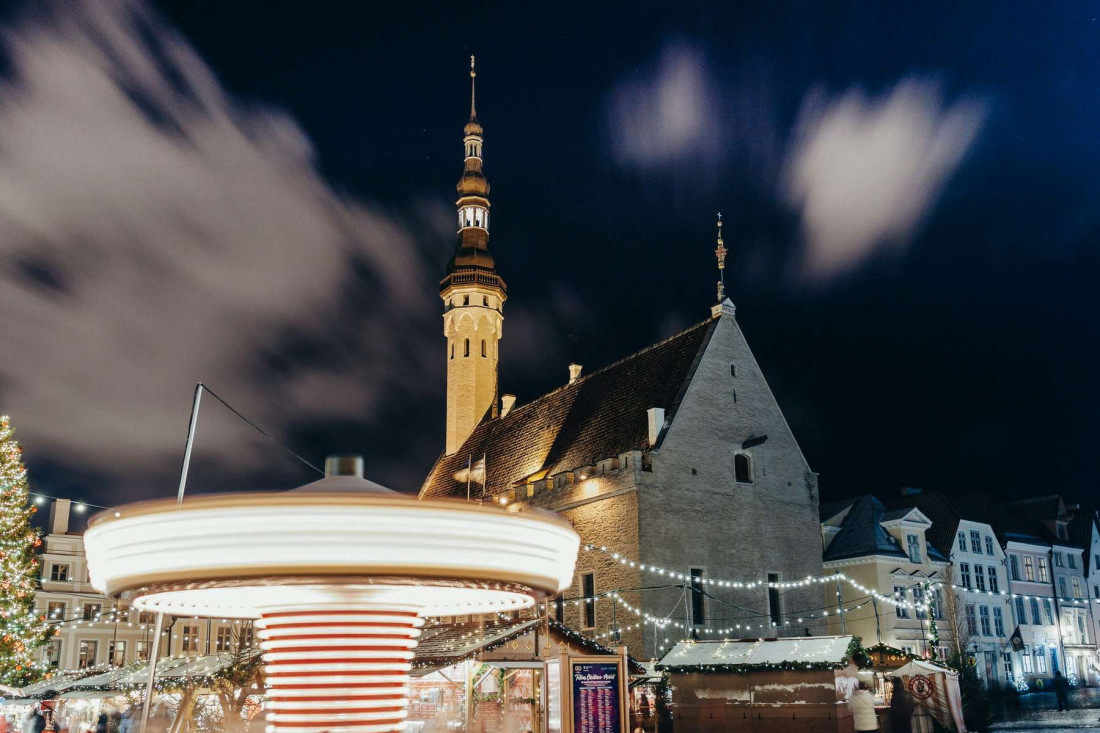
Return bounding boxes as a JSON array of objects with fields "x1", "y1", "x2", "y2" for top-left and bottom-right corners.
[
  {"x1": 48, "y1": 498, "x2": 71, "y2": 535},
  {"x1": 501, "y1": 394, "x2": 516, "y2": 417},
  {"x1": 324, "y1": 454, "x2": 364, "y2": 478},
  {"x1": 899, "y1": 487, "x2": 923, "y2": 497},
  {"x1": 646, "y1": 407, "x2": 665, "y2": 447},
  {"x1": 568, "y1": 363, "x2": 583, "y2": 384}
]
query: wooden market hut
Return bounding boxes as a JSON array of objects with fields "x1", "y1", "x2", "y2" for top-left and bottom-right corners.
[{"x1": 656, "y1": 635, "x2": 864, "y2": 733}]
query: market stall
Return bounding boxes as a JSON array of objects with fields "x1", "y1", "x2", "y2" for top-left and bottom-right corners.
[
  {"x1": 887, "y1": 659, "x2": 967, "y2": 732},
  {"x1": 656, "y1": 636, "x2": 862, "y2": 733}
]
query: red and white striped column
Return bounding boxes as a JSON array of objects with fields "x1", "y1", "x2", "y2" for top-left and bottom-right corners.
[{"x1": 256, "y1": 607, "x2": 425, "y2": 733}]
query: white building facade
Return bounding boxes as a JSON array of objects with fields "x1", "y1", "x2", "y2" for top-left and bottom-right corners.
[{"x1": 950, "y1": 520, "x2": 1013, "y2": 687}]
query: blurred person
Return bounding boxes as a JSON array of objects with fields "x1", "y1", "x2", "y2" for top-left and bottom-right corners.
[
  {"x1": 1053, "y1": 670, "x2": 1071, "y2": 712},
  {"x1": 849, "y1": 680, "x2": 878, "y2": 731},
  {"x1": 888, "y1": 678, "x2": 913, "y2": 733}
]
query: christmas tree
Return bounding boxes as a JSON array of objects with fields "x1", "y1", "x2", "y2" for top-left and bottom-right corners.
[{"x1": 0, "y1": 416, "x2": 50, "y2": 685}]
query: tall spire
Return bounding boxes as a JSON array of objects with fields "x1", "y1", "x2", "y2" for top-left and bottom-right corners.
[
  {"x1": 714, "y1": 212, "x2": 727, "y2": 303},
  {"x1": 469, "y1": 55, "x2": 477, "y2": 121},
  {"x1": 441, "y1": 57, "x2": 506, "y2": 456}
]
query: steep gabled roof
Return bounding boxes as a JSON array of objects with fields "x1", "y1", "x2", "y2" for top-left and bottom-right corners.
[
  {"x1": 825, "y1": 494, "x2": 948, "y2": 563},
  {"x1": 420, "y1": 318, "x2": 717, "y2": 499},
  {"x1": 823, "y1": 495, "x2": 908, "y2": 562}
]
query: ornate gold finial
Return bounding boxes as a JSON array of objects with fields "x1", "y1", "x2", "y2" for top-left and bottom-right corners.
[
  {"x1": 715, "y1": 212, "x2": 727, "y2": 303},
  {"x1": 469, "y1": 55, "x2": 477, "y2": 119}
]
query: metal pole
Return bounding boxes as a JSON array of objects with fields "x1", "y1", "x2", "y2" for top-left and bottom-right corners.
[
  {"x1": 176, "y1": 383, "x2": 204, "y2": 506},
  {"x1": 142, "y1": 383, "x2": 204, "y2": 733},
  {"x1": 835, "y1": 575, "x2": 845, "y2": 634},
  {"x1": 683, "y1": 580, "x2": 691, "y2": 638},
  {"x1": 139, "y1": 612, "x2": 165, "y2": 733},
  {"x1": 873, "y1": 598, "x2": 882, "y2": 644}
]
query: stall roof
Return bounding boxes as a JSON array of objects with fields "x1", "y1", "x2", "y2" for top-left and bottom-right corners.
[
  {"x1": 656, "y1": 636, "x2": 856, "y2": 672},
  {"x1": 415, "y1": 617, "x2": 540, "y2": 668},
  {"x1": 10, "y1": 668, "x2": 108, "y2": 702}
]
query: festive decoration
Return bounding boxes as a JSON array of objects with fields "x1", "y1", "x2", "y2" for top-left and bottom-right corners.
[
  {"x1": 656, "y1": 636, "x2": 868, "y2": 675},
  {"x1": 0, "y1": 416, "x2": 50, "y2": 685}
]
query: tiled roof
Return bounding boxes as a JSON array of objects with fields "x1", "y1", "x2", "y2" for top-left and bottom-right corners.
[
  {"x1": 1068, "y1": 510, "x2": 1097, "y2": 573},
  {"x1": 420, "y1": 318, "x2": 717, "y2": 499},
  {"x1": 823, "y1": 495, "x2": 908, "y2": 562},
  {"x1": 824, "y1": 494, "x2": 949, "y2": 563}
]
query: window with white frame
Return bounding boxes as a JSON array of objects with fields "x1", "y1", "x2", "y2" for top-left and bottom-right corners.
[
  {"x1": 894, "y1": 586, "x2": 909, "y2": 619},
  {"x1": 1036, "y1": 647, "x2": 1047, "y2": 673},
  {"x1": 136, "y1": 641, "x2": 149, "y2": 661},
  {"x1": 976, "y1": 565, "x2": 986, "y2": 591},
  {"x1": 216, "y1": 626, "x2": 232, "y2": 651},
  {"x1": 1067, "y1": 554, "x2": 1076, "y2": 569},
  {"x1": 1009, "y1": 554, "x2": 1020, "y2": 581},
  {"x1": 913, "y1": 586, "x2": 926, "y2": 620},
  {"x1": 1024, "y1": 556, "x2": 1035, "y2": 581},
  {"x1": 979, "y1": 606, "x2": 992, "y2": 636},
  {"x1": 1022, "y1": 646, "x2": 1033, "y2": 674},
  {"x1": 1015, "y1": 596, "x2": 1027, "y2": 625},
  {"x1": 933, "y1": 588, "x2": 944, "y2": 619},
  {"x1": 1030, "y1": 598, "x2": 1041, "y2": 625},
  {"x1": 50, "y1": 564, "x2": 69, "y2": 582},
  {"x1": 46, "y1": 601, "x2": 65, "y2": 621},
  {"x1": 970, "y1": 530, "x2": 982, "y2": 553},
  {"x1": 1038, "y1": 557, "x2": 1049, "y2": 582},
  {"x1": 960, "y1": 563, "x2": 971, "y2": 589},
  {"x1": 82, "y1": 603, "x2": 101, "y2": 620},
  {"x1": 78, "y1": 640, "x2": 97, "y2": 668},
  {"x1": 994, "y1": 606, "x2": 1005, "y2": 636},
  {"x1": 1042, "y1": 599, "x2": 1054, "y2": 625},
  {"x1": 958, "y1": 532, "x2": 966, "y2": 552},
  {"x1": 1059, "y1": 577, "x2": 1068, "y2": 598},
  {"x1": 907, "y1": 534, "x2": 921, "y2": 563},
  {"x1": 1002, "y1": 652, "x2": 1013, "y2": 680},
  {"x1": 965, "y1": 605, "x2": 977, "y2": 635},
  {"x1": 1054, "y1": 552, "x2": 1064, "y2": 567},
  {"x1": 985, "y1": 535, "x2": 995, "y2": 555},
  {"x1": 182, "y1": 624, "x2": 199, "y2": 653},
  {"x1": 988, "y1": 566, "x2": 999, "y2": 593},
  {"x1": 1071, "y1": 577, "x2": 1083, "y2": 598}
]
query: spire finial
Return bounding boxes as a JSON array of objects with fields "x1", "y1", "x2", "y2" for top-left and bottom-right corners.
[
  {"x1": 469, "y1": 55, "x2": 477, "y2": 120},
  {"x1": 714, "y1": 212, "x2": 727, "y2": 303}
]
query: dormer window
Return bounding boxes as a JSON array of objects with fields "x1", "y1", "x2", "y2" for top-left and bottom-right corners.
[{"x1": 906, "y1": 533, "x2": 921, "y2": 563}]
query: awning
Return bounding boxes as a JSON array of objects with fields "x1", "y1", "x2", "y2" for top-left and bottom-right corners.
[{"x1": 656, "y1": 635, "x2": 857, "y2": 672}]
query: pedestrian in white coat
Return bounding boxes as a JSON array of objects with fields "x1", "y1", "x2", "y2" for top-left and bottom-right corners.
[{"x1": 849, "y1": 680, "x2": 879, "y2": 731}]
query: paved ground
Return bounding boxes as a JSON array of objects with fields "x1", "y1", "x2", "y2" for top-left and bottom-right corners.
[{"x1": 990, "y1": 688, "x2": 1100, "y2": 730}]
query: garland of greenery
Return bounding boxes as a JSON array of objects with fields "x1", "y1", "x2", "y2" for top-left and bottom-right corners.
[{"x1": 657, "y1": 637, "x2": 868, "y2": 675}]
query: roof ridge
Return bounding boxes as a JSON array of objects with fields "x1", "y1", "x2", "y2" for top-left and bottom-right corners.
[{"x1": 498, "y1": 315, "x2": 715, "y2": 422}]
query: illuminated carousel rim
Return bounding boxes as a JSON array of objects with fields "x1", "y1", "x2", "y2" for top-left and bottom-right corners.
[
  {"x1": 84, "y1": 492, "x2": 580, "y2": 608},
  {"x1": 122, "y1": 577, "x2": 539, "y2": 619}
]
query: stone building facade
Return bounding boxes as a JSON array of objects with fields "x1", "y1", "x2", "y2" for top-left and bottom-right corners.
[{"x1": 420, "y1": 67, "x2": 825, "y2": 659}]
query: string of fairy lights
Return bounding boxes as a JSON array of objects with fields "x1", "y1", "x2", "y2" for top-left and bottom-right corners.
[{"x1": 582, "y1": 543, "x2": 1100, "y2": 607}]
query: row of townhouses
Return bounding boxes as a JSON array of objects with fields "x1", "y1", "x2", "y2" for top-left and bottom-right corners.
[{"x1": 821, "y1": 489, "x2": 1100, "y2": 689}]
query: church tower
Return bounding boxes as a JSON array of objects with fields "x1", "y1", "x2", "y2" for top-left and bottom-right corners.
[{"x1": 441, "y1": 57, "x2": 506, "y2": 456}]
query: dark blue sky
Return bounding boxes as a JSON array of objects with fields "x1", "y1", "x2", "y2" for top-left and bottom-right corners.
[{"x1": 4, "y1": 1, "x2": 1098, "y2": 507}]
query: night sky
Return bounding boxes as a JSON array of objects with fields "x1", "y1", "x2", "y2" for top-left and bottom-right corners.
[{"x1": 0, "y1": 1, "x2": 1097, "y2": 512}]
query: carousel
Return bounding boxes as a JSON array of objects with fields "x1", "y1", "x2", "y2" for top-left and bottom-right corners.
[{"x1": 82, "y1": 456, "x2": 580, "y2": 733}]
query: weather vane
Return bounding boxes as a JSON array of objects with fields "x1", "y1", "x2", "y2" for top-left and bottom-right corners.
[{"x1": 715, "y1": 212, "x2": 727, "y2": 303}]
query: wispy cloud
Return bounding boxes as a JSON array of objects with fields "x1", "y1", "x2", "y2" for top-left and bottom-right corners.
[
  {"x1": 782, "y1": 79, "x2": 987, "y2": 280},
  {"x1": 0, "y1": 0, "x2": 445, "y2": 492},
  {"x1": 607, "y1": 44, "x2": 722, "y2": 168}
]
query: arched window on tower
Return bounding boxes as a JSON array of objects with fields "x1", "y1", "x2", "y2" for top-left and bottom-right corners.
[
  {"x1": 481, "y1": 340, "x2": 487, "y2": 357},
  {"x1": 735, "y1": 454, "x2": 753, "y2": 484}
]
